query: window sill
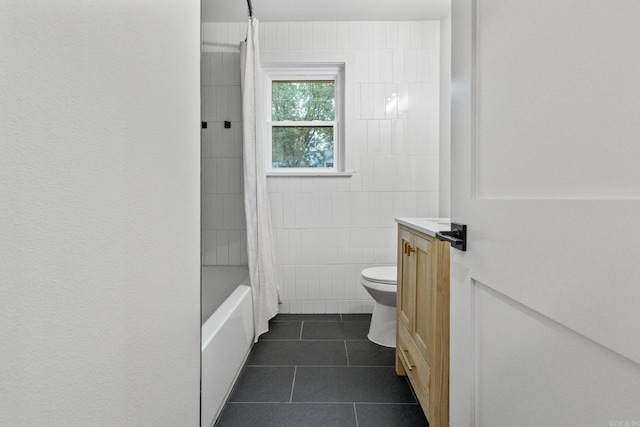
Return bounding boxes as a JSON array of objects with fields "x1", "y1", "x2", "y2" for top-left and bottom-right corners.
[{"x1": 266, "y1": 171, "x2": 355, "y2": 178}]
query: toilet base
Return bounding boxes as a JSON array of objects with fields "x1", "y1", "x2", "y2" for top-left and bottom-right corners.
[{"x1": 367, "y1": 302, "x2": 396, "y2": 348}]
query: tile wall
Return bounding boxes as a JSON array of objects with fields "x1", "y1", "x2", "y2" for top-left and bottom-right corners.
[{"x1": 202, "y1": 21, "x2": 440, "y2": 313}]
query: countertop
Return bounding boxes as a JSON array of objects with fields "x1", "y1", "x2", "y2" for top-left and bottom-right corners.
[{"x1": 395, "y1": 217, "x2": 451, "y2": 237}]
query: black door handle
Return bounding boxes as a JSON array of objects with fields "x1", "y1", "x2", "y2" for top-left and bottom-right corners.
[{"x1": 436, "y1": 222, "x2": 467, "y2": 252}]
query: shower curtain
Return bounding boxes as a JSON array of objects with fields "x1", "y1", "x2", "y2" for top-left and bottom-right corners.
[{"x1": 240, "y1": 17, "x2": 280, "y2": 341}]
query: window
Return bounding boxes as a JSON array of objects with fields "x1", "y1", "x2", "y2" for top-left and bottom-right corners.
[{"x1": 265, "y1": 65, "x2": 344, "y2": 174}]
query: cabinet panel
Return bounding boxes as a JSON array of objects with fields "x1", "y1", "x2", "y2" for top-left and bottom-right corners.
[{"x1": 414, "y1": 235, "x2": 432, "y2": 361}]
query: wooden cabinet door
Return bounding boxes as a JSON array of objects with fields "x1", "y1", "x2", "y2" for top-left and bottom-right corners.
[
  {"x1": 412, "y1": 234, "x2": 432, "y2": 362},
  {"x1": 397, "y1": 227, "x2": 415, "y2": 334}
]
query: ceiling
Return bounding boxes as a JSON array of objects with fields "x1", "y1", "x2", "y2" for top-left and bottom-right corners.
[{"x1": 202, "y1": 0, "x2": 451, "y2": 22}]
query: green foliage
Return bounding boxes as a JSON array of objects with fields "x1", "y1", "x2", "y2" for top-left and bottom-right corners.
[{"x1": 271, "y1": 81, "x2": 335, "y2": 168}]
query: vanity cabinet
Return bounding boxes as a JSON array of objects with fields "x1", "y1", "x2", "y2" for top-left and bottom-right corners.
[{"x1": 396, "y1": 224, "x2": 449, "y2": 427}]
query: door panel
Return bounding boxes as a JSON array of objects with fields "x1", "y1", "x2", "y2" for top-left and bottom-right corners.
[{"x1": 450, "y1": 1, "x2": 640, "y2": 425}]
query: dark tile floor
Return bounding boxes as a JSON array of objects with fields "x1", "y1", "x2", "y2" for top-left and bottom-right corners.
[{"x1": 214, "y1": 314, "x2": 429, "y2": 427}]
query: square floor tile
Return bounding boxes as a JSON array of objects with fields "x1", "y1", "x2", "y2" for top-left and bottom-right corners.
[
  {"x1": 260, "y1": 321, "x2": 302, "y2": 340},
  {"x1": 346, "y1": 341, "x2": 396, "y2": 366},
  {"x1": 292, "y1": 367, "x2": 416, "y2": 403},
  {"x1": 228, "y1": 367, "x2": 295, "y2": 402},
  {"x1": 355, "y1": 403, "x2": 429, "y2": 427},
  {"x1": 247, "y1": 340, "x2": 348, "y2": 366},
  {"x1": 215, "y1": 403, "x2": 357, "y2": 427},
  {"x1": 302, "y1": 321, "x2": 370, "y2": 340}
]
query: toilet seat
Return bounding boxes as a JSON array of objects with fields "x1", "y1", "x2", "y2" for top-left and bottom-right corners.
[{"x1": 361, "y1": 266, "x2": 397, "y2": 285}]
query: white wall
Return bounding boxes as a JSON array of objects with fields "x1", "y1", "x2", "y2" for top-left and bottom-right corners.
[
  {"x1": 0, "y1": 2, "x2": 201, "y2": 425},
  {"x1": 439, "y1": 9, "x2": 451, "y2": 218},
  {"x1": 202, "y1": 21, "x2": 441, "y2": 313}
]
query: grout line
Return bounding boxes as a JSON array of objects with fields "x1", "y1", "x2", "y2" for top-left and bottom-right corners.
[
  {"x1": 299, "y1": 321, "x2": 304, "y2": 340},
  {"x1": 344, "y1": 340, "x2": 350, "y2": 366},
  {"x1": 289, "y1": 366, "x2": 297, "y2": 403},
  {"x1": 353, "y1": 402, "x2": 360, "y2": 427}
]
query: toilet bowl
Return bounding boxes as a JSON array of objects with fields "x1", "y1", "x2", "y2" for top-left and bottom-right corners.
[{"x1": 361, "y1": 266, "x2": 397, "y2": 348}]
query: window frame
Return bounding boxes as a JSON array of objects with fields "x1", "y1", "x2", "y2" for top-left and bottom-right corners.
[{"x1": 264, "y1": 64, "x2": 345, "y2": 175}]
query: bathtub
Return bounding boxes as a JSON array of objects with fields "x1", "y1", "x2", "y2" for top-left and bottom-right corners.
[{"x1": 201, "y1": 266, "x2": 253, "y2": 427}]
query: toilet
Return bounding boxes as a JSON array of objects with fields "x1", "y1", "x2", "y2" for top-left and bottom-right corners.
[{"x1": 361, "y1": 266, "x2": 397, "y2": 348}]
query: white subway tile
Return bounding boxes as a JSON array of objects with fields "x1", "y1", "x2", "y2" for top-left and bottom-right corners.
[
  {"x1": 201, "y1": 53, "x2": 212, "y2": 86},
  {"x1": 337, "y1": 300, "x2": 350, "y2": 313},
  {"x1": 332, "y1": 266, "x2": 345, "y2": 299},
  {"x1": 379, "y1": 120, "x2": 392, "y2": 156},
  {"x1": 325, "y1": 22, "x2": 337, "y2": 49},
  {"x1": 278, "y1": 301, "x2": 291, "y2": 314},
  {"x1": 360, "y1": 156, "x2": 375, "y2": 192},
  {"x1": 312, "y1": 22, "x2": 326, "y2": 49},
  {"x1": 276, "y1": 23, "x2": 289, "y2": 49},
  {"x1": 404, "y1": 49, "x2": 417, "y2": 83},
  {"x1": 299, "y1": 229, "x2": 316, "y2": 264},
  {"x1": 216, "y1": 230, "x2": 229, "y2": 265},
  {"x1": 397, "y1": 84, "x2": 410, "y2": 119},
  {"x1": 222, "y1": 124, "x2": 235, "y2": 158},
  {"x1": 385, "y1": 156, "x2": 400, "y2": 192},
  {"x1": 222, "y1": 193, "x2": 236, "y2": 229},
  {"x1": 288, "y1": 22, "x2": 301, "y2": 50},
  {"x1": 210, "y1": 121, "x2": 224, "y2": 157},
  {"x1": 228, "y1": 230, "x2": 241, "y2": 264},
  {"x1": 227, "y1": 22, "x2": 243, "y2": 45},
  {"x1": 282, "y1": 193, "x2": 296, "y2": 228},
  {"x1": 288, "y1": 229, "x2": 302, "y2": 264},
  {"x1": 348, "y1": 300, "x2": 363, "y2": 314},
  {"x1": 360, "y1": 84, "x2": 374, "y2": 119},
  {"x1": 428, "y1": 48, "x2": 440, "y2": 83},
  {"x1": 331, "y1": 192, "x2": 347, "y2": 228},
  {"x1": 349, "y1": 158, "x2": 362, "y2": 192},
  {"x1": 202, "y1": 158, "x2": 215, "y2": 195},
  {"x1": 423, "y1": 21, "x2": 440, "y2": 49},
  {"x1": 367, "y1": 121, "x2": 380, "y2": 155},
  {"x1": 336, "y1": 22, "x2": 350, "y2": 49},
  {"x1": 299, "y1": 24, "x2": 313, "y2": 49},
  {"x1": 325, "y1": 300, "x2": 338, "y2": 313},
  {"x1": 410, "y1": 22, "x2": 423, "y2": 48},
  {"x1": 270, "y1": 192, "x2": 284, "y2": 228},
  {"x1": 355, "y1": 50, "x2": 369, "y2": 83},
  {"x1": 348, "y1": 228, "x2": 363, "y2": 264},
  {"x1": 235, "y1": 194, "x2": 246, "y2": 230},
  {"x1": 289, "y1": 300, "x2": 301, "y2": 314},
  {"x1": 385, "y1": 22, "x2": 399, "y2": 48},
  {"x1": 201, "y1": 129, "x2": 211, "y2": 158},
  {"x1": 275, "y1": 228, "x2": 289, "y2": 265},
  {"x1": 398, "y1": 22, "x2": 411, "y2": 47},
  {"x1": 201, "y1": 23, "x2": 216, "y2": 45},
  {"x1": 301, "y1": 300, "x2": 315, "y2": 314},
  {"x1": 361, "y1": 301, "x2": 374, "y2": 314},
  {"x1": 211, "y1": 52, "x2": 223, "y2": 85},
  {"x1": 283, "y1": 265, "x2": 296, "y2": 300},
  {"x1": 214, "y1": 158, "x2": 229, "y2": 193},
  {"x1": 354, "y1": 120, "x2": 368, "y2": 158},
  {"x1": 203, "y1": 86, "x2": 217, "y2": 121},
  {"x1": 408, "y1": 83, "x2": 422, "y2": 118},
  {"x1": 202, "y1": 193, "x2": 212, "y2": 230},
  {"x1": 416, "y1": 49, "x2": 429, "y2": 83},
  {"x1": 203, "y1": 229, "x2": 217, "y2": 265},
  {"x1": 228, "y1": 86, "x2": 242, "y2": 121},
  {"x1": 373, "y1": 22, "x2": 386, "y2": 47},
  {"x1": 222, "y1": 52, "x2": 235, "y2": 85},
  {"x1": 210, "y1": 194, "x2": 223, "y2": 229},
  {"x1": 373, "y1": 84, "x2": 386, "y2": 119},
  {"x1": 392, "y1": 49, "x2": 405, "y2": 84},
  {"x1": 313, "y1": 300, "x2": 326, "y2": 314},
  {"x1": 215, "y1": 86, "x2": 229, "y2": 121},
  {"x1": 349, "y1": 22, "x2": 362, "y2": 49},
  {"x1": 317, "y1": 192, "x2": 333, "y2": 228},
  {"x1": 214, "y1": 23, "x2": 228, "y2": 44},
  {"x1": 368, "y1": 50, "x2": 381, "y2": 83},
  {"x1": 422, "y1": 83, "x2": 437, "y2": 119},
  {"x1": 391, "y1": 119, "x2": 404, "y2": 155},
  {"x1": 373, "y1": 156, "x2": 387, "y2": 190},
  {"x1": 263, "y1": 23, "x2": 278, "y2": 50},
  {"x1": 307, "y1": 265, "x2": 320, "y2": 300},
  {"x1": 380, "y1": 49, "x2": 393, "y2": 83},
  {"x1": 361, "y1": 22, "x2": 374, "y2": 49},
  {"x1": 295, "y1": 193, "x2": 319, "y2": 229},
  {"x1": 228, "y1": 158, "x2": 242, "y2": 193},
  {"x1": 362, "y1": 228, "x2": 375, "y2": 263},
  {"x1": 295, "y1": 265, "x2": 308, "y2": 299}
]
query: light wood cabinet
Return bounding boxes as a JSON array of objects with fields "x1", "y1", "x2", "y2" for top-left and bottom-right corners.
[{"x1": 396, "y1": 224, "x2": 449, "y2": 427}]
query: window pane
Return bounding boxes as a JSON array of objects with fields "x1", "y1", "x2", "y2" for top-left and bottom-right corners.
[
  {"x1": 272, "y1": 126, "x2": 334, "y2": 168},
  {"x1": 272, "y1": 81, "x2": 335, "y2": 121}
]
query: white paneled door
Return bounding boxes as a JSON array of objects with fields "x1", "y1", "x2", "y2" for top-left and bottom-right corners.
[{"x1": 450, "y1": 1, "x2": 640, "y2": 426}]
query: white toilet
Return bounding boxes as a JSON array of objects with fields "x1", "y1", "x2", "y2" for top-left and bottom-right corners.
[{"x1": 361, "y1": 266, "x2": 397, "y2": 348}]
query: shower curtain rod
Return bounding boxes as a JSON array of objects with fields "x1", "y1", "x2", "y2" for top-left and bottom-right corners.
[{"x1": 247, "y1": 0, "x2": 253, "y2": 17}]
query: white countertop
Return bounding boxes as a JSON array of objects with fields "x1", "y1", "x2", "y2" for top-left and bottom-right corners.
[{"x1": 395, "y1": 217, "x2": 451, "y2": 237}]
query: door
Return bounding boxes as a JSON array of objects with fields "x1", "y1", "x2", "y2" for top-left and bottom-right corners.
[{"x1": 450, "y1": 1, "x2": 640, "y2": 426}]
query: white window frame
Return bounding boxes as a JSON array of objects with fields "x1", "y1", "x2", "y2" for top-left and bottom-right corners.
[{"x1": 264, "y1": 64, "x2": 345, "y2": 175}]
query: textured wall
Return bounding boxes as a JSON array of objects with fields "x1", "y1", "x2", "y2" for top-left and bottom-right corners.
[
  {"x1": 0, "y1": 1, "x2": 201, "y2": 425},
  {"x1": 202, "y1": 20, "x2": 440, "y2": 313}
]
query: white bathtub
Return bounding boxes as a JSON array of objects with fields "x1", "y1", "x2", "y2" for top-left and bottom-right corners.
[{"x1": 201, "y1": 266, "x2": 253, "y2": 427}]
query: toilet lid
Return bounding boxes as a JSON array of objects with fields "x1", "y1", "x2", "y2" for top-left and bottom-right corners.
[{"x1": 361, "y1": 266, "x2": 397, "y2": 284}]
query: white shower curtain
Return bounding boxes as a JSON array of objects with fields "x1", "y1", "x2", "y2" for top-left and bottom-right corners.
[{"x1": 240, "y1": 18, "x2": 280, "y2": 341}]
